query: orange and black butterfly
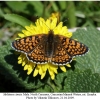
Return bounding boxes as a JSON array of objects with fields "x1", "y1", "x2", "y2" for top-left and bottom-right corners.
[{"x1": 11, "y1": 30, "x2": 89, "y2": 65}]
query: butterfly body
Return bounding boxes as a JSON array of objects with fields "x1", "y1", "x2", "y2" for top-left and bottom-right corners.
[
  {"x1": 11, "y1": 30, "x2": 89, "y2": 65},
  {"x1": 45, "y1": 30, "x2": 55, "y2": 58}
]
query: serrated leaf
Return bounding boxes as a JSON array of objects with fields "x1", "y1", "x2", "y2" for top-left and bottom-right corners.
[
  {"x1": 0, "y1": 40, "x2": 45, "y2": 90},
  {"x1": 35, "y1": 84, "x2": 53, "y2": 92},
  {"x1": 4, "y1": 14, "x2": 32, "y2": 27},
  {"x1": 72, "y1": 27, "x2": 100, "y2": 73},
  {"x1": 64, "y1": 69, "x2": 100, "y2": 92}
]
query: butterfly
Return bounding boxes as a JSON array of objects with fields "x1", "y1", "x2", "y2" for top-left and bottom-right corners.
[{"x1": 11, "y1": 30, "x2": 89, "y2": 65}]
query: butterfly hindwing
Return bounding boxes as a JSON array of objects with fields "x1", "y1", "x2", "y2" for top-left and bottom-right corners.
[
  {"x1": 51, "y1": 43, "x2": 72, "y2": 65},
  {"x1": 27, "y1": 43, "x2": 48, "y2": 64}
]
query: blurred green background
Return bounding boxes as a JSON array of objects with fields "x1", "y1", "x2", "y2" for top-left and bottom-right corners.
[
  {"x1": 0, "y1": 1, "x2": 100, "y2": 46},
  {"x1": 0, "y1": 1, "x2": 100, "y2": 92}
]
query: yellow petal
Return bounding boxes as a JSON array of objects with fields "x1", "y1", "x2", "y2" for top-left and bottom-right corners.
[
  {"x1": 39, "y1": 66, "x2": 43, "y2": 75},
  {"x1": 41, "y1": 72, "x2": 46, "y2": 79},
  {"x1": 48, "y1": 69, "x2": 53, "y2": 76},
  {"x1": 27, "y1": 67, "x2": 33, "y2": 75},
  {"x1": 66, "y1": 64, "x2": 71, "y2": 67},
  {"x1": 36, "y1": 18, "x2": 44, "y2": 27},
  {"x1": 22, "y1": 60, "x2": 26, "y2": 66},
  {"x1": 66, "y1": 32, "x2": 72, "y2": 38},
  {"x1": 50, "y1": 18, "x2": 57, "y2": 29},
  {"x1": 18, "y1": 33, "x2": 25, "y2": 38},
  {"x1": 22, "y1": 30, "x2": 31, "y2": 36},
  {"x1": 33, "y1": 67, "x2": 39, "y2": 77},
  {"x1": 41, "y1": 65, "x2": 47, "y2": 72},
  {"x1": 46, "y1": 19, "x2": 51, "y2": 29},
  {"x1": 25, "y1": 26, "x2": 35, "y2": 34},
  {"x1": 18, "y1": 55, "x2": 22, "y2": 60},
  {"x1": 24, "y1": 64, "x2": 29, "y2": 70},
  {"x1": 50, "y1": 66, "x2": 58, "y2": 74},
  {"x1": 18, "y1": 59, "x2": 22, "y2": 64},
  {"x1": 60, "y1": 66, "x2": 66, "y2": 72},
  {"x1": 51, "y1": 74, "x2": 55, "y2": 80}
]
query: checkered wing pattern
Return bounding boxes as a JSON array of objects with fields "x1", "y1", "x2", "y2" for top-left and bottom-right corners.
[
  {"x1": 12, "y1": 34, "x2": 49, "y2": 64},
  {"x1": 58, "y1": 36, "x2": 89, "y2": 57},
  {"x1": 27, "y1": 43, "x2": 48, "y2": 64},
  {"x1": 11, "y1": 32, "x2": 89, "y2": 65},
  {"x1": 51, "y1": 43, "x2": 72, "y2": 65},
  {"x1": 51, "y1": 35, "x2": 89, "y2": 65},
  {"x1": 12, "y1": 34, "x2": 46, "y2": 53}
]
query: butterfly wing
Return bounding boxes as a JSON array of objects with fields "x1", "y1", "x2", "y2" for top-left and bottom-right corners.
[
  {"x1": 11, "y1": 34, "x2": 46, "y2": 53},
  {"x1": 27, "y1": 42, "x2": 49, "y2": 64},
  {"x1": 51, "y1": 35, "x2": 89, "y2": 65},
  {"x1": 12, "y1": 34, "x2": 49, "y2": 64},
  {"x1": 51, "y1": 43, "x2": 72, "y2": 65},
  {"x1": 58, "y1": 35, "x2": 89, "y2": 57},
  {"x1": 11, "y1": 32, "x2": 89, "y2": 65}
]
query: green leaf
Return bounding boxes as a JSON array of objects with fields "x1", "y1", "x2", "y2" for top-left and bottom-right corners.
[
  {"x1": 66, "y1": 1, "x2": 76, "y2": 27},
  {"x1": 28, "y1": 1, "x2": 43, "y2": 16},
  {"x1": 6, "y1": 1, "x2": 28, "y2": 12},
  {"x1": 35, "y1": 84, "x2": 53, "y2": 92},
  {"x1": 72, "y1": 27, "x2": 100, "y2": 73},
  {"x1": 58, "y1": 1, "x2": 67, "y2": 10},
  {"x1": 0, "y1": 40, "x2": 45, "y2": 90},
  {"x1": 4, "y1": 14, "x2": 32, "y2": 27},
  {"x1": 50, "y1": 1, "x2": 59, "y2": 11},
  {"x1": 0, "y1": 9, "x2": 4, "y2": 17},
  {"x1": 64, "y1": 69, "x2": 100, "y2": 92},
  {"x1": 6, "y1": 1, "x2": 40, "y2": 15}
]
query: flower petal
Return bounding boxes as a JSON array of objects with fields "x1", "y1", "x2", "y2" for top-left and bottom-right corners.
[
  {"x1": 50, "y1": 18, "x2": 57, "y2": 29},
  {"x1": 24, "y1": 64, "x2": 28, "y2": 70},
  {"x1": 33, "y1": 66, "x2": 39, "y2": 77},
  {"x1": 51, "y1": 73, "x2": 55, "y2": 80},
  {"x1": 60, "y1": 66, "x2": 66, "y2": 72},
  {"x1": 66, "y1": 64, "x2": 71, "y2": 67},
  {"x1": 41, "y1": 72, "x2": 46, "y2": 79},
  {"x1": 18, "y1": 33, "x2": 25, "y2": 38}
]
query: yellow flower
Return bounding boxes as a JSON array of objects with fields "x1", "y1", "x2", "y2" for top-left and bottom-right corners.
[
  {"x1": 49, "y1": 12, "x2": 60, "y2": 24},
  {"x1": 15, "y1": 16, "x2": 72, "y2": 80}
]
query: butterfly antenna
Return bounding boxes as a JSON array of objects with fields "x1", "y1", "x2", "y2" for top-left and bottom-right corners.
[{"x1": 63, "y1": 18, "x2": 68, "y2": 24}]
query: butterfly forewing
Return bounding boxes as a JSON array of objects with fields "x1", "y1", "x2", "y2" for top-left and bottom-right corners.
[
  {"x1": 58, "y1": 35, "x2": 89, "y2": 57},
  {"x1": 12, "y1": 34, "x2": 46, "y2": 53}
]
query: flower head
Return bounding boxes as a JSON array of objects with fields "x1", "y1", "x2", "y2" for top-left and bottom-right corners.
[{"x1": 14, "y1": 14, "x2": 72, "y2": 80}]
